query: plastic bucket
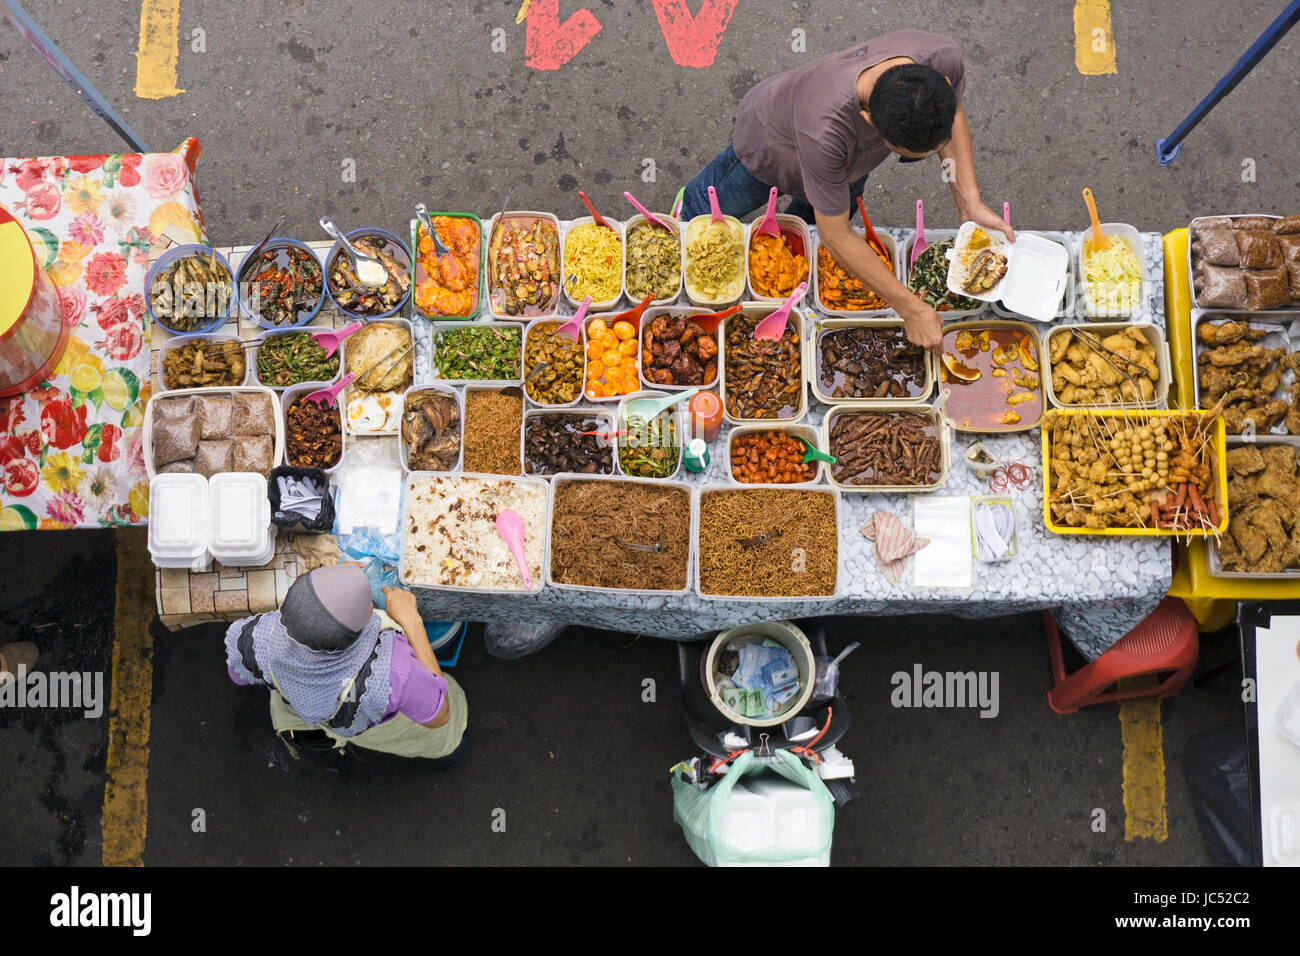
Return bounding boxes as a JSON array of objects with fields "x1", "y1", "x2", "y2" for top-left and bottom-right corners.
[{"x1": 701, "y1": 620, "x2": 815, "y2": 728}]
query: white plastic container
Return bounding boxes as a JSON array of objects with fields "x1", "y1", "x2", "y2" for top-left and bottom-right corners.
[
  {"x1": 683, "y1": 213, "x2": 747, "y2": 307},
  {"x1": 581, "y1": 310, "x2": 643, "y2": 404},
  {"x1": 1276, "y1": 678, "x2": 1300, "y2": 750},
  {"x1": 822, "y1": 402, "x2": 950, "y2": 493},
  {"x1": 340, "y1": 317, "x2": 413, "y2": 437},
  {"x1": 744, "y1": 214, "x2": 812, "y2": 305},
  {"x1": 616, "y1": 390, "x2": 685, "y2": 480},
  {"x1": 561, "y1": 216, "x2": 626, "y2": 312},
  {"x1": 251, "y1": 326, "x2": 342, "y2": 391},
  {"x1": 157, "y1": 332, "x2": 251, "y2": 391},
  {"x1": 809, "y1": 230, "x2": 901, "y2": 318},
  {"x1": 993, "y1": 231, "x2": 1077, "y2": 321},
  {"x1": 143, "y1": 385, "x2": 285, "y2": 479},
  {"x1": 1191, "y1": 312, "x2": 1291, "y2": 427},
  {"x1": 1187, "y1": 213, "x2": 1287, "y2": 312},
  {"x1": 281, "y1": 381, "x2": 346, "y2": 473},
  {"x1": 483, "y1": 211, "x2": 564, "y2": 320},
  {"x1": 462, "y1": 383, "x2": 524, "y2": 476},
  {"x1": 148, "y1": 473, "x2": 210, "y2": 570},
  {"x1": 1043, "y1": 321, "x2": 1171, "y2": 410},
  {"x1": 622, "y1": 213, "x2": 684, "y2": 306},
  {"x1": 1077, "y1": 222, "x2": 1147, "y2": 319},
  {"x1": 1269, "y1": 800, "x2": 1300, "y2": 866},
  {"x1": 545, "y1": 474, "x2": 696, "y2": 595},
  {"x1": 430, "y1": 320, "x2": 524, "y2": 386},
  {"x1": 951, "y1": 229, "x2": 1069, "y2": 323},
  {"x1": 208, "y1": 472, "x2": 275, "y2": 567},
  {"x1": 638, "y1": 305, "x2": 722, "y2": 394},
  {"x1": 1207, "y1": 436, "x2": 1300, "y2": 579},
  {"x1": 399, "y1": 384, "x2": 463, "y2": 474},
  {"x1": 724, "y1": 422, "x2": 825, "y2": 486},
  {"x1": 522, "y1": 316, "x2": 586, "y2": 408},
  {"x1": 521, "y1": 407, "x2": 617, "y2": 477},
  {"x1": 809, "y1": 316, "x2": 936, "y2": 406},
  {"x1": 899, "y1": 228, "x2": 984, "y2": 320},
  {"x1": 719, "y1": 303, "x2": 808, "y2": 426}
]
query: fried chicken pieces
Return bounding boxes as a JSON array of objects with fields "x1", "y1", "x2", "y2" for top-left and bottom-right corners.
[
  {"x1": 1049, "y1": 327, "x2": 1158, "y2": 405},
  {"x1": 1196, "y1": 320, "x2": 1290, "y2": 433},
  {"x1": 1220, "y1": 443, "x2": 1300, "y2": 572}
]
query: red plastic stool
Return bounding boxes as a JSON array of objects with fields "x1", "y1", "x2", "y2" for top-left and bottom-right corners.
[{"x1": 1044, "y1": 597, "x2": 1199, "y2": 714}]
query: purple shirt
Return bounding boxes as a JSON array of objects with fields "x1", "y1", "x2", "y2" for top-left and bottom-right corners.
[{"x1": 228, "y1": 617, "x2": 448, "y2": 727}]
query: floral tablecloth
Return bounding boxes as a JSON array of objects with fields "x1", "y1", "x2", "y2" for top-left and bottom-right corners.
[{"x1": 0, "y1": 138, "x2": 207, "y2": 530}]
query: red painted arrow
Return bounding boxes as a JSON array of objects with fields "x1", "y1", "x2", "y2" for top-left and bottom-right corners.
[
  {"x1": 524, "y1": 0, "x2": 603, "y2": 71},
  {"x1": 650, "y1": 0, "x2": 739, "y2": 68}
]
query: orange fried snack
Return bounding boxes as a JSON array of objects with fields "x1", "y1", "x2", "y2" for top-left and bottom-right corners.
[
  {"x1": 816, "y1": 243, "x2": 891, "y2": 311},
  {"x1": 748, "y1": 233, "x2": 809, "y2": 298}
]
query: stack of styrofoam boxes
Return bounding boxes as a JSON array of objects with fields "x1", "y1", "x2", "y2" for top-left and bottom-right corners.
[{"x1": 149, "y1": 472, "x2": 275, "y2": 570}]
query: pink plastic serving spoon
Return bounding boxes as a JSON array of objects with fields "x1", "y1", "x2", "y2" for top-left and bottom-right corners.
[
  {"x1": 707, "y1": 185, "x2": 725, "y2": 225},
  {"x1": 555, "y1": 295, "x2": 592, "y2": 341},
  {"x1": 909, "y1": 199, "x2": 928, "y2": 270},
  {"x1": 1003, "y1": 202, "x2": 1011, "y2": 225},
  {"x1": 623, "y1": 191, "x2": 677, "y2": 235},
  {"x1": 302, "y1": 372, "x2": 355, "y2": 408},
  {"x1": 755, "y1": 187, "x2": 780, "y2": 239},
  {"x1": 753, "y1": 283, "x2": 806, "y2": 341},
  {"x1": 494, "y1": 509, "x2": 533, "y2": 589},
  {"x1": 310, "y1": 320, "x2": 363, "y2": 359}
]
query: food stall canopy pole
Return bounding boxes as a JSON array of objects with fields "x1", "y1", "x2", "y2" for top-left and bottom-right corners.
[
  {"x1": 1155, "y1": 0, "x2": 1300, "y2": 166},
  {"x1": 1, "y1": 0, "x2": 150, "y2": 154}
]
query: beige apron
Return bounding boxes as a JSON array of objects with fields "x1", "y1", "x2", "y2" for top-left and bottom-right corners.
[{"x1": 266, "y1": 612, "x2": 468, "y2": 760}]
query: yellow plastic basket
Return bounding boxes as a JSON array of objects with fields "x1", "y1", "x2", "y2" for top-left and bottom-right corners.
[{"x1": 1041, "y1": 408, "x2": 1228, "y2": 536}]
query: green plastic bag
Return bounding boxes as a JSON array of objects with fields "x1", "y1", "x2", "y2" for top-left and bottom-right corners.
[{"x1": 671, "y1": 749, "x2": 835, "y2": 866}]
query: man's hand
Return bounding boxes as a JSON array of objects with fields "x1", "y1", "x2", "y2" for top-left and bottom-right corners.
[
  {"x1": 959, "y1": 199, "x2": 1014, "y2": 243},
  {"x1": 381, "y1": 586, "x2": 419, "y2": 628},
  {"x1": 898, "y1": 299, "x2": 944, "y2": 350}
]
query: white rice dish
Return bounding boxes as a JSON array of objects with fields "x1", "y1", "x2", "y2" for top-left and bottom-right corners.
[{"x1": 402, "y1": 474, "x2": 546, "y2": 590}]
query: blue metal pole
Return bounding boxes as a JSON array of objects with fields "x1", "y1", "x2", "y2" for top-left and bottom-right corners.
[
  {"x1": 1156, "y1": 0, "x2": 1300, "y2": 165},
  {"x1": 1, "y1": 0, "x2": 150, "y2": 153}
]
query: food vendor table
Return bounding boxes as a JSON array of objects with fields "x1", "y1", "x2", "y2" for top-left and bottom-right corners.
[
  {"x1": 0, "y1": 140, "x2": 207, "y2": 530},
  {"x1": 407, "y1": 228, "x2": 1173, "y2": 660}
]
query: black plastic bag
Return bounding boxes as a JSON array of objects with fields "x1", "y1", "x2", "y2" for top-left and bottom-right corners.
[
  {"x1": 1183, "y1": 718, "x2": 1256, "y2": 867},
  {"x1": 268, "y1": 466, "x2": 335, "y2": 532}
]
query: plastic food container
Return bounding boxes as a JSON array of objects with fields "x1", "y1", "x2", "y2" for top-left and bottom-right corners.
[
  {"x1": 744, "y1": 214, "x2": 812, "y2": 305},
  {"x1": 208, "y1": 471, "x2": 275, "y2": 567},
  {"x1": 1077, "y1": 222, "x2": 1147, "y2": 319},
  {"x1": 616, "y1": 390, "x2": 685, "y2": 480},
  {"x1": 1187, "y1": 214, "x2": 1289, "y2": 312},
  {"x1": 719, "y1": 303, "x2": 808, "y2": 426},
  {"x1": 145, "y1": 244, "x2": 235, "y2": 335},
  {"x1": 1190, "y1": 311, "x2": 1291, "y2": 429},
  {"x1": 898, "y1": 229, "x2": 984, "y2": 320},
  {"x1": 143, "y1": 385, "x2": 285, "y2": 479},
  {"x1": 623, "y1": 214, "x2": 684, "y2": 306},
  {"x1": 341, "y1": 316, "x2": 413, "y2": 437},
  {"x1": 970, "y1": 495, "x2": 1017, "y2": 562},
  {"x1": 1041, "y1": 408, "x2": 1229, "y2": 537},
  {"x1": 561, "y1": 216, "x2": 626, "y2": 312},
  {"x1": 400, "y1": 384, "x2": 464, "y2": 474},
  {"x1": 1044, "y1": 321, "x2": 1171, "y2": 410},
  {"x1": 725, "y1": 422, "x2": 825, "y2": 486},
  {"x1": 683, "y1": 213, "x2": 747, "y2": 308},
  {"x1": 430, "y1": 320, "x2": 524, "y2": 386},
  {"x1": 993, "y1": 231, "x2": 1077, "y2": 321},
  {"x1": 233, "y1": 238, "x2": 326, "y2": 329},
  {"x1": 1206, "y1": 435, "x2": 1300, "y2": 579},
  {"x1": 822, "y1": 401, "x2": 950, "y2": 493},
  {"x1": 399, "y1": 472, "x2": 550, "y2": 595},
  {"x1": 408, "y1": 213, "x2": 484, "y2": 321},
  {"x1": 638, "y1": 305, "x2": 722, "y2": 394},
  {"x1": 810, "y1": 230, "x2": 901, "y2": 317},
  {"x1": 1270, "y1": 801, "x2": 1300, "y2": 866},
  {"x1": 582, "y1": 309, "x2": 645, "y2": 403},
  {"x1": 157, "y1": 332, "x2": 251, "y2": 391},
  {"x1": 148, "y1": 473, "x2": 210, "y2": 570},
  {"x1": 323, "y1": 227, "x2": 412, "y2": 320},
  {"x1": 946, "y1": 225, "x2": 1069, "y2": 323},
  {"x1": 810, "y1": 316, "x2": 936, "y2": 406},
  {"x1": 251, "y1": 327, "x2": 342, "y2": 392},
  {"x1": 521, "y1": 408, "x2": 617, "y2": 478},
  {"x1": 544, "y1": 474, "x2": 696, "y2": 596},
  {"x1": 523, "y1": 316, "x2": 586, "y2": 408},
  {"x1": 694, "y1": 482, "x2": 842, "y2": 602},
  {"x1": 940, "y1": 319, "x2": 1045, "y2": 434},
  {"x1": 281, "y1": 381, "x2": 346, "y2": 474},
  {"x1": 484, "y1": 211, "x2": 563, "y2": 320}
]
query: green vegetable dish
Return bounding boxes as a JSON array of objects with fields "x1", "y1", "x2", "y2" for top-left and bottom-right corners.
[
  {"x1": 908, "y1": 241, "x2": 979, "y2": 312},
  {"x1": 434, "y1": 326, "x2": 522, "y2": 381},
  {"x1": 618, "y1": 410, "x2": 679, "y2": 478},
  {"x1": 256, "y1": 331, "x2": 340, "y2": 387}
]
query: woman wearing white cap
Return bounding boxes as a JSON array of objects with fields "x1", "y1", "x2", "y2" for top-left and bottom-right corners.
[{"x1": 224, "y1": 563, "x2": 469, "y2": 764}]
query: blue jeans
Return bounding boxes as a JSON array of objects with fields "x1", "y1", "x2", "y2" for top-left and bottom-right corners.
[{"x1": 681, "y1": 144, "x2": 867, "y2": 223}]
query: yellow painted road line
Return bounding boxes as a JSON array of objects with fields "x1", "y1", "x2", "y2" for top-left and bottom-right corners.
[
  {"x1": 101, "y1": 528, "x2": 155, "y2": 867},
  {"x1": 516, "y1": 0, "x2": 532, "y2": 24},
  {"x1": 1119, "y1": 687, "x2": 1167, "y2": 842},
  {"x1": 1073, "y1": 0, "x2": 1118, "y2": 76},
  {"x1": 135, "y1": 0, "x2": 185, "y2": 99}
]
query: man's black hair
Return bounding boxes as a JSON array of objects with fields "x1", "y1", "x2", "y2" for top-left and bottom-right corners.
[{"x1": 866, "y1": 64, "x2": 957, "y2": 153}]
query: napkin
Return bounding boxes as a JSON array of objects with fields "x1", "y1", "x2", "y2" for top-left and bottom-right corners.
[{"x1": 860, "y1": 511, "x2": 929, "y2": 584}]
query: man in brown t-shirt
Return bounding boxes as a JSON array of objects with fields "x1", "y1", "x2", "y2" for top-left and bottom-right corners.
[{"x1": 681, "y1": 30, "x2": 1011, "y2": 348}]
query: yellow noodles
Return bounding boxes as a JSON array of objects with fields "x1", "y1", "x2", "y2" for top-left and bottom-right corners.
[{"x1": 564, "y1": 223, "x2": 623, "y2": 302}]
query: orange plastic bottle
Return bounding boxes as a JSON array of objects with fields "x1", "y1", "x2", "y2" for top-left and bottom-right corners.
[{"x1": 689, "y1": 390, "x2": 723, "y2": 443}]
